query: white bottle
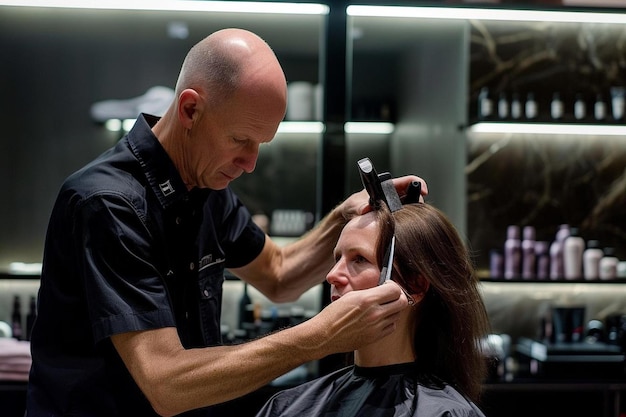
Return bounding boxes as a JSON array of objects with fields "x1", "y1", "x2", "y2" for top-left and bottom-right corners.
[
  {"x1": 563, "y1": 227, "x2": 585, "y2": 280},
  {"x1": 599, "y1": 247, "x2": 619, "y2": 280},
  {"x1": 549, "y1": 224, "x2": 570, "y2": 280},
  {"x1": 551, "y1": 92, "x2": 563, "y2": 120},
  {"x1": 595, "y1": 94, "x2": 606, "y2": 121},
  {"x1": 574, "y1": 94, "x2": 586, "y2": 120},
  {"x1": 521, "y1": 226, "x2": 536, "y2": 280},
  {"x1": 583, "y1": 240, "x2": 603, "y2": 280},
  {"x1": 504, "y1": 225, "x2": 521, "y2": 280},
  {"x1": 498, "y1": 92, "x2": 508, "y2": 119},
  {"x1": 610, "y1": 86, "x2": 625, "y2": 121},
  {"x1": 478, "y1": 87, "x2": 493, "y2": 119},
  {"x1": 525, "y1": 93, "x2": 537, "y2": 119}
]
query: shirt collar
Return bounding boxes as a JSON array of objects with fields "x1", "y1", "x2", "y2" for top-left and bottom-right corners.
[{"x1": 126, "y1": 113, "x2": 190, "y2": 209}]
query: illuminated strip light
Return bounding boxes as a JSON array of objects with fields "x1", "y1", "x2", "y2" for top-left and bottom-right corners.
[
  {"x1": 0, "y1": 0, "x2": 329, "y2": 14},
  {"x1": 469, "y1": 122, "x2": 626, "y2": 136},
  {"x1": 9, "y1": 262, "x2": 42, "y2": 274},
  {"x1": 103, "y1": 119, "x2": 140, "y2": 131},
  {"x1": 345, "y1": 122, "x2": 395, "y2": 134},
  {"x1": 347, "y1": 5, "x2": 626, "y2": 24},
  {"x1": 106, "y1": 119, "x2": 326, "y2": 134},
  {"x1": 107, "y1": 120, "x2": 396, "y2": 135},
  {"x1": 276, "y1": 121, "x2": 324, "y2": 134}
]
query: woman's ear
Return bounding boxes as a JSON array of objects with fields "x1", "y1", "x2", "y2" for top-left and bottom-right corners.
[{"x1": 409, "y1": 276, "x2": 430, "y2": 305}]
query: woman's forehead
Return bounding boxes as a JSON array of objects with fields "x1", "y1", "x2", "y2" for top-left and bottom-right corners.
[
  {"x1": 341, "y1": 213, "x2": 381, "y2": 243},
  {"x1": 345, "y1": 211, "x2": 378, "y2": 231}
]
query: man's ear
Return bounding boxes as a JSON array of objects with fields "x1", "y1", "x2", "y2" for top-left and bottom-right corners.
[{"x1": 177, "y1": 89, "x2": 202, "y2": 129}]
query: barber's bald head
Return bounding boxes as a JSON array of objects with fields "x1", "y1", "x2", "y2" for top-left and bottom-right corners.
[
  {"x1": 175, "y1": 28, "x2": 287, "y2": 111},
  {"x1": 155, "y1": 28, "x2": 288, "y2": 190}
]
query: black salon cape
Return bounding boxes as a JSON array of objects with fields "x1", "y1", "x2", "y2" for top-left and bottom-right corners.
[{"x1": 255, "y1": 363, "x2": 486, "y2": 417}]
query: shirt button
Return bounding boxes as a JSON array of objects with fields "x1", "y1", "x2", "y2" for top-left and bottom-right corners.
[
  {"x1": 189, "y1": 262, "x2": 195, "y2": 271},
  {"x1": 203, "y1": 289, "x2": 210, "y2": 297}
]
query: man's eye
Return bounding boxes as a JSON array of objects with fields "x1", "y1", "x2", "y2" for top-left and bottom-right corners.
[{"x1": 233, "y1": 137, "x2": 247, "y2": 144}]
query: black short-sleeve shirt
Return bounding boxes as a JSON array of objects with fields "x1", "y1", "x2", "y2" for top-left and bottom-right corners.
[{"x1": 26, "y1": 114, "x2": 266, "y2": 417}]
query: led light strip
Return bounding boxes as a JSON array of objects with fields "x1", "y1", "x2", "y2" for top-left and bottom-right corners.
[
  {"x1": 276, "y1": 121, "x2": 324, "y2": 134},
  {"x1": 345, "y1": 122, "x2": 394, "y2": 134},
  {"x1": 0, "y1": 0, "x2": 329, "y2": 14},
  {"x1": 107, "y1": 120, "x2": 326, "y2": 134},
  {"x1": 106, "y1": 120, "x2": 396, "y2": 135},
  {"x1": 469, "y1": 122, "x2": 626, "y2": 136},
  {"x1": 347, "y1": 5, "x2": 626, "y2": 25}
]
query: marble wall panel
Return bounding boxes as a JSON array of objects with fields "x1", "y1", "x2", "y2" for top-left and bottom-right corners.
[{"x1": 468, "y1": 20, "x2": 626, "y2": 275}]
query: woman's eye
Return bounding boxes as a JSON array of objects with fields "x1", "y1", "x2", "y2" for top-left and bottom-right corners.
[{"x1": 354, "y1": 255, "x2": 367, "y2": 264}]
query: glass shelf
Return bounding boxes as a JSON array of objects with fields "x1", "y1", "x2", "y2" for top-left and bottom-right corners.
[{"x1": 469, "y1": 122, "x2": 626, "y2": 136}]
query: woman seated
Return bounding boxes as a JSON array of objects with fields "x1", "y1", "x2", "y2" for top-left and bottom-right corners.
[{"x1": 256, "y1": 202, "x2": 491, "y2": 417}]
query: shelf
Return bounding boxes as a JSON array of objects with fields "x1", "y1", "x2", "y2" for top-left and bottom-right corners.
[
  {"x1": 482, "y1": 278, "x2": 626, "y2": 283},
  {"x1": 347, "y1": 5, "x2": 626, "y2": 24},
  {"x1": 468, "y1": 122, "x2": 626, "y2": 136},
  {"x1": 0, "y1": 0, "x2": 330, "y2": 15}
]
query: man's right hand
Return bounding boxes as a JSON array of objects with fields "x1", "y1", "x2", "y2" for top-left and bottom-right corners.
[
  {"x1": 337, "y1": 175, "x2": 428, "y2": 221},
  {"x1": 303, "y1": 283, "x2": 407, "y2": 355}
]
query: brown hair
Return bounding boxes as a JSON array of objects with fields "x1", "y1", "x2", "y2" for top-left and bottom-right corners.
[{"x1": 375, "y1": 203, "x2": 491, "y2": 403}]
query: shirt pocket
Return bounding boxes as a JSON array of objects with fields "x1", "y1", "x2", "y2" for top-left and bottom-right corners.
[{"x1": 197, "y1": 265, "x2": 225, "y2": 346}]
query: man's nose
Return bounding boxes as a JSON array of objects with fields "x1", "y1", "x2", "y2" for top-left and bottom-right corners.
[{"x1": 236, "y1": 146, "x2": 259, "y2": 173}]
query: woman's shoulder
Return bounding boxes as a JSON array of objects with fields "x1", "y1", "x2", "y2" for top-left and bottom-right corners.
[
  {"x1": 416, "y1": 381, "x2": 486, "y2": 417},
  {"x1": 254, "y1": 366, "x2": 355, "y2": 417}
]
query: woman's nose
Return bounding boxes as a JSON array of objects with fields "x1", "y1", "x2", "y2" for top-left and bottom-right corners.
[{"x1": 326, "y1": 260, "x2": 348, "y2": 286}]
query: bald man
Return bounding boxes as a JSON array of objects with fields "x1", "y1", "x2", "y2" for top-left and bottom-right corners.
[{"x1": 26, "y1": 29, "x2": 427, "y2": 417}]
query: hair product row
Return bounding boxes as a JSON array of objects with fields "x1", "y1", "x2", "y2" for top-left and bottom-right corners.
[{"x1": 492, "y1": 225, "x2": 625, "y2": 281}]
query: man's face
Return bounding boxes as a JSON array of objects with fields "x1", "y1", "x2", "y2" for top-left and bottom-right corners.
[
  {"x1": 326, "y1": 212, "x2": 381, "y2": 302},
  {"x1": 183, "y1": 88, "x2": 283, "y2": 190}
]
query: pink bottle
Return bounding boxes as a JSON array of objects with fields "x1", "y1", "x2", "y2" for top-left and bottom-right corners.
[
  {"x1": 549, "y1": 224, "x2": 570, "y2": 280},
  {"x1": 504, "y1": 225, "x2": 521, "y2": 279},
  {"x1": 522, "y1": 226, "x2": 536, "y2": 280}
]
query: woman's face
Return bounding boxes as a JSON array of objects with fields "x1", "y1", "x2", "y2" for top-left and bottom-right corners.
[{"x1": 326, "y1": 212, "x2": 381, "y2": 302}]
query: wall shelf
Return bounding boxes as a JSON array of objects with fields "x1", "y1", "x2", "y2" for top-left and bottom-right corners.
[{"x1": 469, "y1": 122, "x2": 626, "y2": 136}]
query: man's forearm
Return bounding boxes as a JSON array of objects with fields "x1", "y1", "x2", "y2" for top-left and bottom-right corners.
[{"x1": 277, "y1": 205, "x2": 347, "y2": 298}]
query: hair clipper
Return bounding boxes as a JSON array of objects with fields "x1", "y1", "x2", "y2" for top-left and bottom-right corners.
[{"x1": 357, "y1": 157, "x2": 421, "y2": 212}]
